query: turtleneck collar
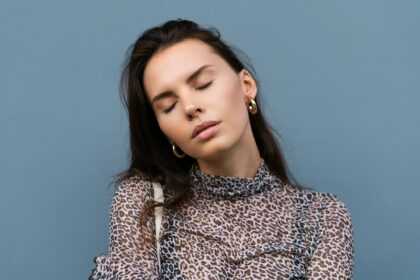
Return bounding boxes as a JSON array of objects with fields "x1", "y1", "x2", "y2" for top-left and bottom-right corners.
[{"x1": 188, "y1": 158, "x2": 281, "y2": 199}]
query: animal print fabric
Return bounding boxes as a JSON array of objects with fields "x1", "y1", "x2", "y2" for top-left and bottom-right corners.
[{"x1": 89, "y1": 159, "x2": 354, "y2": 279}]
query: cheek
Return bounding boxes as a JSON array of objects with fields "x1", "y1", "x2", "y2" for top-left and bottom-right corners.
[
  {"x1": 216, "y1": 82, "x2": 248, "y2": 126},
  {"x1": 156, "y1": 115, "x2": 189, "y2": 144},
  {"x1": 155, "y1": 117, "x2": 176, "y2": 142}
]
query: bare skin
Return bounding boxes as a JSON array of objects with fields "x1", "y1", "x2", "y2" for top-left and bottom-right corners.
[{"x1": 143, "y1": 39, "x2": 261, "y2": 178}]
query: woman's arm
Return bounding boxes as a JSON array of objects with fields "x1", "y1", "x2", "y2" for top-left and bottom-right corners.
[
  {"x1": 89, "y1": 175, "x2": 159, "y2": 280},
  {"x1": 306, "y1": 194, "x2": 354, "y2": 279}
]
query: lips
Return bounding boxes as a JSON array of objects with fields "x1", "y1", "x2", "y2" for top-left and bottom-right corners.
[{"x1": 191, "y1": 120, "x2": 221, "y2": 139}]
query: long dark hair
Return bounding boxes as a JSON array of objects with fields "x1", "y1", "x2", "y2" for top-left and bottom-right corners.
[{"x1": 114, "y1": 18, "x2": 304, "y2": 243}]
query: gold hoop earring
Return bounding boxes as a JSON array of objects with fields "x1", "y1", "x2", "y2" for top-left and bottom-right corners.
[
  {"x1": 172, "y1": 143, "x2": 185, "y2": 158},
  {"x1": 248, "y1": 98, "x2": 258, "y2": 115}
]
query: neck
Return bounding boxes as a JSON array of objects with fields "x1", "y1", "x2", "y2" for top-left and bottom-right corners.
[{"x1": 196, "y1": 127, "x2": 261, "y2": 178}]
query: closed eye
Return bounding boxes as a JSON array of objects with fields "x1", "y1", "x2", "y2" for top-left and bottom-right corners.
[
  {"x1": 162, "y1": 81, "x2": 213, "y2": 114},
  {"x1": 163, "y1": 101, "x2": 177, "y2": 114},
  {"x1": 196, "y1": 81, "x2": 213, "y2": 91}
]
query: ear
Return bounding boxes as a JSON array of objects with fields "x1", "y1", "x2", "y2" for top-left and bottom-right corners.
[{"x1": 239, "y1": 69, "x2": 257, "y2": 101}]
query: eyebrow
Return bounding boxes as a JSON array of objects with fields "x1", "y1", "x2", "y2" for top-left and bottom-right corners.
[{"x1": 151, "y1": 64, "x2": 213, "y2": 105}]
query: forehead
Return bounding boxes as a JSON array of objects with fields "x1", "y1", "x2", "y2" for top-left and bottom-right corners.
[{"x1": 143, "y1": 39, "x2": 223, "y2": 95}]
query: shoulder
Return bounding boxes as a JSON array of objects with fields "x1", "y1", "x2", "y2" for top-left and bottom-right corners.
[
  {"x1": 301, "y1": 189, "x2": 353, "y2": 236},
  {"x1": 283, "y1": 185, "x2": 353, "y2": 228},
  {"x1": 314, "y1": 191, "x2": 352, "y2": 224},
  {"x1": 289, "y1": 185, "x2": 350, "y2": 213},
  {"x1": 111, "y1": 172, "x2": 154, "y2": 209},
  {"x1": 278, "y1": 182, "x2": 352, "y2": 213},
  {"x1": 280, "y1": 183, "x2": 348, "y2": 209}
]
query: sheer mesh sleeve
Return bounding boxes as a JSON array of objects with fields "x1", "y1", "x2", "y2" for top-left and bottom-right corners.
[
  {"x1": 89, "y1": 175, "x2": 159, "y2": 280},
  {"x1": 306, "y1": 194, "x2": 354, "y2": 279}
]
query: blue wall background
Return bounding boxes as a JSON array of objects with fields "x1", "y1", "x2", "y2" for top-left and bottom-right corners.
[{"x1": 1, "y1": 1, "x2": 419, "y2": 279}]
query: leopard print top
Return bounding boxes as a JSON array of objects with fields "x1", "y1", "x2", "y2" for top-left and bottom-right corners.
[{"x1": 89, "y1": 159, "x2": 354, "y2": 279}]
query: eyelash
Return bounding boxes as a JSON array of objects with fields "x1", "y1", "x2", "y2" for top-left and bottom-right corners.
[
  {"x1": 163, "y1": 81, "x2": 213, "y2": 114},
  {"x1": 196, "y1": 81, "x2": 213, "y2": 91}
]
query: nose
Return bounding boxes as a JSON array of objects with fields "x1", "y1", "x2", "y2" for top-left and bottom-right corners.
[{"x1": 184, "y1": 103, "x2": 202, "y2": 120}]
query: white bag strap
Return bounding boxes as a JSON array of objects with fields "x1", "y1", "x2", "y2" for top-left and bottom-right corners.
[{"x1": 152, "y1": 181, "x2": 164, "y2": 273}]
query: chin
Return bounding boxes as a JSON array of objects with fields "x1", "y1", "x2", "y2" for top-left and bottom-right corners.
[{"x1": 193, "y1": 138, "x2": 237, "y2": 161}]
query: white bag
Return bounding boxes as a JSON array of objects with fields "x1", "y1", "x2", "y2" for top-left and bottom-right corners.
[{"x1": 152, "y1": 181, "x2": 164, "y2": 273}]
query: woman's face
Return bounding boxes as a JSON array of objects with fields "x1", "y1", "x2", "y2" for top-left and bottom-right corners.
[{"x1": 143, "y1": 39, "x2": 257, "y2": 162}]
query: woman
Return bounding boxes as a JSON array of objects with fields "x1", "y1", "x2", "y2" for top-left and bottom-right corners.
[{"x1": 89, "y1": 19, "x2": 354, "y2": 279}]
